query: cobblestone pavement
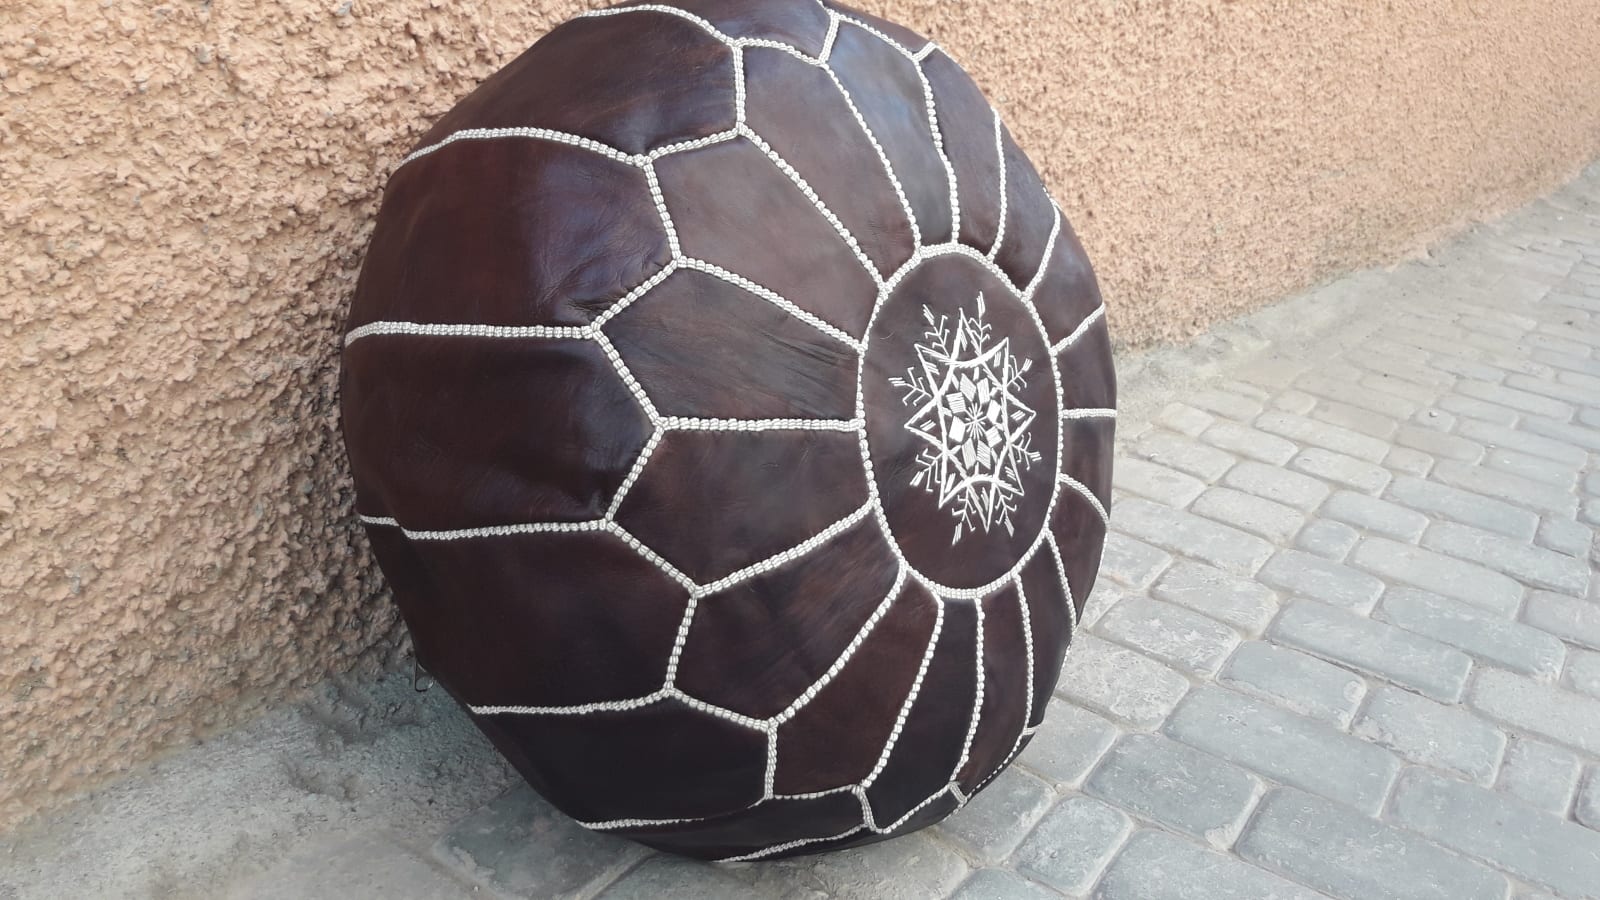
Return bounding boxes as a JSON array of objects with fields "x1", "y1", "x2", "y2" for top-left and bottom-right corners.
[{"x1": 8, "y1": 168, "x2": 1600, "y2": 899}]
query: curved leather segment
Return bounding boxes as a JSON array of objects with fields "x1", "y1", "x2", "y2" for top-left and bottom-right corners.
[{"x1": 341, "y1": 0, "x2": 1116, "y2": 862}]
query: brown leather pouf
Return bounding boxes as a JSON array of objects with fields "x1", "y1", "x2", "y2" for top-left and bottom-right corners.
[{"x1": 341, "y1": 0, "x2": 1115, "y2": 861}]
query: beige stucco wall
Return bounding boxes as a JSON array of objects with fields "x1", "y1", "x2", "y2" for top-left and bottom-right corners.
[{"x1": 4, "y1": 0, "x2": 1598, "y2": 828}]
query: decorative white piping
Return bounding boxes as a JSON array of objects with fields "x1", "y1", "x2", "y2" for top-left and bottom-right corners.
[
  {"x1": 605, "y1": 520, "x2": 697, "y2": 590},
  {"x1": 606, "y1": 428, "x2": 664, "y2": 520},
  {"x1": 870, "y1": 784, "x2": 954, "y2": 834},
  {"x1": 579, "y1": 814, "x2": 709, "y2": 832},
  {"x1": 772, "y1": 567, "x2": 909, "y2": 726},
  {"x1": 666, "y1": 687, "x2": 768, "y2": 732},
  {"x1": 836, "y1": 13, "x2": 914, "y2": 56},
  {"x1": 645, "y1": 128, "x2": 742, "y2": 162},
  {"x1": 862, "y1": 597, "x2": 945, "y2": 789},
  {"x1": 1045, "y1": 531, "x2": 1079, "y2": 630},
  {"x1": 912, "y1": 42, "x2": 938, "y2": 62},
  {"x1": 989, "y1": 108, "x2": 1009, "y2": 261},
  {"x1": 344, "y1": 321, "x2": 591, "y2": 347},
  {"x1": 677, "y1": 257, "x2": 864, "y2": 352},
  {"x1": 472, "y1": 688, "x2": 665, "y2": 717},
  {"x1": 772, "y1": 785, "x2": 858, "y2": 801},
  {"x1": 910, "y1": 43, "x2": 961, "y2": 242},
  {"x1": 642, "y1": 161, "x2": 683, "y2": 260},
  {"x1": 821, "y1": 35, "x2": 922, "y2": 249},
  {"x1": 592, "y1": 330, "x2": 661, "y2": 424},
  {"x1": 732, "y1": 45, "x2": 748, "y2": 125},
  {"x1": 740, "y1": 123, "x2": 885, "y2": 286},
  {"x1": 1022, "y1": 206, "x2": 1062, "y2": 304},
  {"x1": 950, "y1": 596, "x2": 986, "y2": 782},
  {"x1": 1051, "y1": 305, "x2": 1107, "y2": 355},
  {"x1": 1061, "y1": 407, "x2": 1117, "y2": 421},
  {"x1": 819, "y1": 11, "x2": 840, "y2": 62},
  {"x1": 589, "y1": 261, "x2": 681, "y2": 329},
  {"x1": 359, "y1": 515, "x2": 606, "y2": 542},
  {"x1": 717, "y1": 825, "x2": 864, "y2": 863},
  {"x1": 695, "y1": 501, "x2": 874, "y2": 597},
  {"x1": 658, "y1": 416, "x2": 865, "y2": 433},
  {"x1": 395, "y1": 126, "x2": 636, "y2": 173},
  {"x1": 579, "y1": 3, "x2": 724, "y2": 40},
  {"x1": 1057, "y1": 472, "x2": 1110, "y2": 527}
]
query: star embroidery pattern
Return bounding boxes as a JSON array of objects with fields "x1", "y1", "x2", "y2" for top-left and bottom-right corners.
[{"x1": 889, "y1": 294, "x2": 1041, "y2": 544}]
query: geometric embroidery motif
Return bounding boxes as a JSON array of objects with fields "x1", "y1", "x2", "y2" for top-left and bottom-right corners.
[{"x1": 890, "y1": 293, "x2": 1040, "y2": 544}]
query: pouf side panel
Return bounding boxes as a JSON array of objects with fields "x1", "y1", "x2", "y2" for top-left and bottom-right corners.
[
  {"x1": 770, "y1": 579, "x2": 939, "y2": 795},
  {"x1": 342, "y1": 337, "x2": 651, "y2": 529},
  {"x1": 674, "y1": 517, "x2": 901, "y2": 720},
  {"x1": 994, "y1": 127, "x2": 1056, "y2": 288},
  {"x1": 1032, "y1": 217, "x2": 1107, "y2": 347},
  {"x1": 348, "y1": 140, "x2": 669, "y2": 331},
  {"x1": 410, "y1": 14, "x2": 736, "y2": 157},
  {"x1": 955, "y1": 584, "x2": 1031, "y2": 789},
  {"x1": 744, "y1": 47, "x2": 916, "y2": 277},
  {"x1": 1017, "y1": 547, "x2": 1073, "y2": 729},
  {"x1": 824, "y1": 1, "x2": 931, "y2": 57},
  {"x1": 923, "y1": 50, "x2": 1004, "y2": 254}
]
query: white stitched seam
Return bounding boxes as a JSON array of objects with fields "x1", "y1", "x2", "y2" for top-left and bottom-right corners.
[
  {"x1": 741, "y1": 123, "x2": 886, "y2": 286},
  {"x1": 1057, "y1": 472, "x2": 1110, "y2": 528},
  {"x1": 606, "y1": 428, "x2": 664, "y2": 520},
  {"x1": 871, "y1": 784, "x2": 953, "y2": 834},
  {"x1": 819, "y1": 11, "x2": 840, "y2": 61},
  {"x1": 344, "y1": 321, "x2": 591, "y2": 347},
  {"x1": 912, "y1": 42, "x2": 938, "y2": 62},
  {"x1": 949, "y1": 596, "x2": 985, "y2": 783},
  {"x1": 733, "y1": 44, "x2": 748, "y2": 125},
  {"x1": 717, "y1": 825, "x2": 864, "y2": 862},
  {"x1": 359, "y1": 515, "x2": 605, "y2": 542},
  {"x1": 862, "y1": 596, "x2": 944, "y2": 789},
  {"x1": 1061, "y1": 407, "x2": 1117, "y2": 421},
  {"x1": 971, "y1": 578, "x2": 1034, "y2": 795},
  {"x1": 1045, "y1": 531, "x2": 1079, "y2": 631},
  {"x1": 909, "y1": 44, "x2": 961, "y2": 242},
  {"x1": 642, "y1": 161, "x2": 683, "y2": 260},
  {"x1": 646, "y1": 127, "x2": 742, "y2": 162},
  {"x1": 658, "y1": 416, "x2": 865, "y2": 433},
  {"x1": 471, "y1": 688, "x2": 665, "y2": 717},
  {"x1": 589, "y1": 261, "x2": 681, "y2": 329},
  {"x1": 1051, "y1": 304, "x2": 1107, "y2": 355},
  {"x1": 822, "y1": 26, "x2": 921, "y2": 250},
  {"x1": 771, "y1": 566, "x2": 908, "y2": 726},
  {"x1": 394, "y1": 126, "x2": 636, "y2": 174},
  {"x1": 592, "y1": 330, "x2": 661, "y2": 424},
  {"x1": 772, "y1": 785, "x2": 857, "y2": 801},
  {"x1": 677, "y1": 257, "x2": 864, "y2": 352},
  {"x1": 1022, "y1": 205, "x2": 1062, "y2": 304},
  {"x1": 989, "y1": 108, "x2": 1009, "y2": 261},
  {"x1": 696, "y1": 501, "x2": 873, "y2": 597}
]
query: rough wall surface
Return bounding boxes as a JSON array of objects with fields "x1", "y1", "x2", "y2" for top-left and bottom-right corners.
[{"x1": 2, "y1": 0, "x2": 1597, "y2": 828}]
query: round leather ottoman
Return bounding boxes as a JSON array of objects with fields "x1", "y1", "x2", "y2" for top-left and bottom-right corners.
[{"x1": 341, "y1": 0, "x2": 1115, "y2": 862}]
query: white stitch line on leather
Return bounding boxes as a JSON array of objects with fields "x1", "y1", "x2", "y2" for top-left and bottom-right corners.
[
  {"x1": 394, "y1": 126, "x2": 636, "y2": 174},
  {"x1": 344, "y1": 321, "x2": 591, "y2": 347},
  {"x1": 741, "y1": 123, "x2": 885, "y2": 286},
  {"x1": 738, "y1": 37, "x2": 821, "y2": 65},
  {"x1": 659, "y1": 416, "x2": 864, "y2": 433},
  {"x1": 472, "y1": 688, "x2": 665, "y2": 717},
  {"x1": 642, "y1": 162, "x2": 683, "y2": 260},
  {"x1": 772, "y1": 785, "x2": 858, "y2": 801},
  {"x1": 678, "y1": 257, "x2": 864, "y2": 352},
  {"x1": 589, "y1": 261, "x2": 681, "y2": 330},
  {"x1": 772, "y1": 566, "x2": 908, "y2": 726},
  {"x1": 579, "y1": 814, "x2": 709, "y2": 832},
  {"x1": 871, "y1": 784, "x2": 953, "y2": 834},
  {"x1": 837, "y1": 13, "x2": 913, "y2": 56},
  {"x1": 733, "y1": 45, "x2": 748, "y2": 125},
  {"x1": 697, "y1": 501, "x2": 873, "y2": 597},
  {"x1": 1061, "y1": 407, "x2": 1117, "y2": 421},
  {"x1": 762, "y1": 729, "x2": 780, "y2": 799},
  {"x1": 579, "y1": 3, "x2": 726, "y2": 42},
  {"x1": 666, "y1": 687, "x2": 769, "y2": 732},
  {"x1": 822, "y1": 39, "x2": 922, "y2": 250},
  {"x1": 989, "y1": 108, "x2": 1008, "y2": 261},
  {"x1": 718, "y1": 825, "x2": 865, "y2": 863},
  {"x1": 912, "y1": 42, "x2": 938, "y2": 62},
  {"x1": 819, "y1": 10, "x2": 840, "y2": 61},
  {"x1": 1057, "y1": 472, "x2": 1110, "y2": 528},
  {"x1": 1045, "y1": 531, "x2": 1079, "y2": 630},
  {"x1": 592, "y1": 330, "x2": 661, "y2": 424},
  {"x1": 854, "y1": 785, "x2": 877, "y2": 832},
  {"x1": 359, "y1": 515, "x2": 606, "y2": 542},
  {"x1": 910, "y1": 44, "x2": 961, "y2": 241},
  {"x1": 646, "y1": 128, "x2": 741, "y2": 162},
  {"x1": 661, "y1": 594, "x2": 700, "y2": 687},
  {"x1": 972, "y1": 579, "x2": 1034, "y2": 794},
  {"x1": 1051, "y1": 304, "x2": 1107, "y2": 355},
  {"x1": 606, "y1": 520, "x2": 696, "y2": 591},
  {"x1": 862, "y1": 596, "x2": 944, "y2": 789},
  {"x1": 1023, "y1": 205, "x2": 1063, "y2": 304},
  {"x1": 948, "y1": 782, "x2": 968, "y2": 806},
  {"x1": 950, "y1": 596, "x2": 986, "y2": 782},
  {"x1": 606, "y1": 428, "x2": 664, "y2": 520}
]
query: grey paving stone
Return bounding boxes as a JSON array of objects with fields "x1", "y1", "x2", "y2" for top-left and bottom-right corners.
[
  {"x1": 1395, "y1": 423, "x2": 1487, "y2": 462},
  {"x1": 938, "y1": 767, "x2": 1056, "y2": 865},
  {"x1": 1079, "y1": 581, "x2": 1123, "y2": 629},
  {"x1": 1163, "y1": 686, "x2": 1399, "y2": 814},
  {"x1": 1256, "y1": 410, "x2": 1391, "y2": 462},
  {"x1": 1085, "y1": 733, "x2": 1262, "y2": 848},
  {"x1": 1523, "y1": 590, "x2": 1600, "y2": 650},
  {"x1": 1390, "y1": 768, "x2": 1600, "y2": 899},
  {"x1": 1269, "y1": 600, "x2": 1473, "y2": 702},
  {"x1": 1469, "y1": 668, "x2": 1600, "y2": 755},
  {"x1": 747, "y1": 831, "x2": 970, "y2": 899},
  {"x1": 1258, "y1": 550, "x2": 1384, "y2": 613},
  {"x1": 1129, "y1": 431, "x2": 1238, "y2": 483},
  {"x1": 1585, "y1": 471, "x2": 1600, "y2": 497},
  {"x1": 1190, "y1": 487, "x2": 1304, "y2": 543},
  {"x1": 1237, "y1": 787, "x2": 1508, "y2": 900},
  {"x1": 234, "y1": 831, "x2": 480, "y2": 900},
  {"x1": 1095, "y1": 595, "x2": 1241, "y2": 677},
  {"x1": 1351, "y1": 537, "x2": 1524, "y2": 616},
  {"x1": 1432, "y1": 459, "x2": 1580, "y2": 517},
  {"x1": 1579, "y1": 771, "x2": 1600, "y2": 830},
  {"x1": 1497, "y1": 738, "x2": 1581, "y2": 815},
  {"x1": 1289, "y1": 447, "x2": 1392, "y2": 493},
  {"x1": 1438, "y1": 391, "x2": 1522, "y2": 427},
  {"x1": 1220, "y1": 641, "x2": 1367, "y2": 727},
  {"x1": 1585, "y1": 497, "x2": 1600, "y2": 527},
  {"x1": 1055, "y1": 635, "x2": 1190, "y2": 729},
  {"x1": 1295, "y1": 519, "x2": 1359, "y2": 560},
  {"x1": 1322, "y1": 490, "x2": 1430, "y2": 540},
  {"x1": 1199, "y1": 421, "x2": 1299, "y2": 465},
  {"x1": 1313, "y1": 400, "x2": 1398, "y2": 440},
  {"x1": 1537, "y1": 517, "x2": 1592, "y2": 558},
  {"x1": 1111, "y1": 498, "x2": 1274, "y2": 576},
  {"x1": 1455, "y1": 417, "x2": 1590, "y2": 466},
  {"x1": 1383, "y1": 445, "x2": 1434, "y2": 477},
  {"x1": 1422, "y1": 522, "x2": 1591, "y2": 595},
  {"x1": 1188, "y1": 388, "x2": 1264, "y2": 422},
  {"x1": 1097, "y1": 829, "x2": 1323, "y2": 900},
  {"x1": 435, "y1": 784, "x2": 646, "y2": 898},
  {"x1": 1386, "y1": 473, "x2": 1541, "y2": 540},
  {"x1": 1457, "y1": 378, "x2": 1575, "y2": 419},
  {"x1": 1113, "y1": 457, "x2": 1207, "y2": 509},
  {"x1": 948, "y1": 869, "x2": 1061, "y2": 900},
  {"x1": 1297, "y1": 371, "x2": 1421, "y2": 418},
  {"x1": 1567, "y1": 648, "x2": 1600, "y2": 698},
  {"x1": 1098, "y1": 531, "x2": 1174, "y2": 590},
  {"x1": 1522, "y1": 416, "x2": 1600, "y2": 453},
  {"x1": 1376, "y1": 587, "x2": 1565, "y2": 679},
  {"x1": 1150, "y1": 560, "x2": 1280, "y2": 635},
  {"x1": 1272, "y1": 389, "x2": 1317, "y2": 415},
  {"x1": 1011, "y1": 796, "x2": 1131, "y2": 896},
  {"x1": 1221, "y1": 461, "x2": 1332, "y2": 511},
  {"x1": 1018, "y1": 698, "x2": 1118, "y2": 789},
  {"x1": 1156, "y1": 402, "x2": 1217, "y2": 437},
  {"x1": 1485, "y1": 446, "x2": 1578, "y2": 488},
  {"x1": 1351, "y1": 685, "x2": 1505, "y2": 784},
  {"x1": 597, "y1": 856, "x2": 760, "y2": 900}
]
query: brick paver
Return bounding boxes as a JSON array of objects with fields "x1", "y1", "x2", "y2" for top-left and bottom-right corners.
[{"x1": 8, "y1": 168, "x2": 1600, "y2": 900}]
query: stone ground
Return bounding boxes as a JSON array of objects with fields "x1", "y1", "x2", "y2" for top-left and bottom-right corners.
[{"x1": 8, "y1": 166, "x2": 1600, "y2": 899}]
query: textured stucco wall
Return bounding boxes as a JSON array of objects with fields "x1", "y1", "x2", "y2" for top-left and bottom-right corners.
[{"x1": 3, "y1": 0, "x2": 1598, "y2": 828}]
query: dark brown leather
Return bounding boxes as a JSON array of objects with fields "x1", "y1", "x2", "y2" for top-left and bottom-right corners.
[{"x1": 341, "y1": 0, "x2": 1115, "y2": 861}]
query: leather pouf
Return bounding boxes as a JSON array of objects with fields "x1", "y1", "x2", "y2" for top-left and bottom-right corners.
[{"x1": 341, "y1": 0, "x2": 1115, "y2": 862}]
